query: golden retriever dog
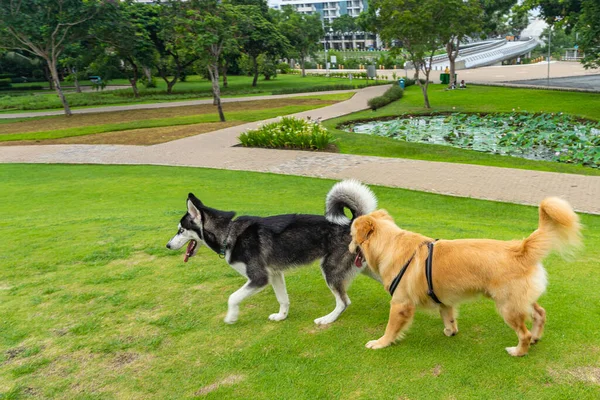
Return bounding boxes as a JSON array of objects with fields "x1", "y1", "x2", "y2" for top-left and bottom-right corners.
[{"x1": 349, "y1": 198, "x2": 581, "y2": 356}]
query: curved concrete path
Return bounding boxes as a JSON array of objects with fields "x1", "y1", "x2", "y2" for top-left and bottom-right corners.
[{"x1": 1, "y1": 84, "x2": 599, "y2": 214}]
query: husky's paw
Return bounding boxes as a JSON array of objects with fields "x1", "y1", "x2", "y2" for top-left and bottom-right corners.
[
  {"x1": 444, "y1": 328, "x2": 458, "y2": 337},
  {"x1": 268, "y1": 313, "x2": 287, "y2": 321},
  {"x1": 505, "y1": 346, "x2": 527, "y2": 357},
  {"x1": 365, "y1": 339, "x2": 389, "y2": 350},
  {"x1": 224, "y1": 315, "x2": 238, "y2": 324},
  {"x1": 314, "y1": 315, "x2": 337, "y2": 325}
]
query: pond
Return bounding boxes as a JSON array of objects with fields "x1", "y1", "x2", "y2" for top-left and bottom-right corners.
[{"x1": 346, "y1": 113, "x2": 600, "y2": 168}]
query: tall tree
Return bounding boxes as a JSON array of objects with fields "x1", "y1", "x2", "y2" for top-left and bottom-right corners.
[
  {"x1": 237, "y1": 5, "x2": 290, "y2": 87},
  {"x1": 370, "y1": 0, "x2": 451, "y2": 108},
  {"x1": 151, "y1": 0, "x2": 200, "y2": 94},
  {"x1": 0, "y1": 0, "x2": 113, "y2": 116},
  {"x1": 331, "y1": 14, "x2": 357, "y2": 33},
  {"x1": 523, "y1": 0, "x2": 599, "y2": 69},
  {"x1": 277, "y1": 7, "x2": 323, "y2": 77},
  {"x1": 441, "y1": 0, "x2": 482, "y2": 88},
  {"x1": 94, "y1": 0, "x2": 155, "y2": 98},
  {"x1": 175, "y1": 0, "x2": 244, "y2": 121},
  {"x1": 480, "y1": 0, "x2": 519, "y2": 36}
]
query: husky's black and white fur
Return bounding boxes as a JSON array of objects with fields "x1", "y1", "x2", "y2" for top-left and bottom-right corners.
[{"x1": 166, "y1": 180, "x2": 379, "y2": 325}]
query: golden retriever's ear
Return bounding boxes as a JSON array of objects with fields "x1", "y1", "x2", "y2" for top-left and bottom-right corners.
[
  {"x1": 353, "y1": 216, "x2": 375, "y2": 244},
  {"x1": 370, "y1": 209, "x2": 394, "y2": 222}
]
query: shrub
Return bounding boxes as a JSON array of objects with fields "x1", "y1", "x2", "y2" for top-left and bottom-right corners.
[
  {"x1": 403, "y1": 78, "x2": 427, "y2": 87},
  {"x1": 367, "y1": 85, "x2": 404, "y2": 110},
  {"x1": 0, "y1": 78, "x2": 12, "y2": 88},
  {"x1": 277, "y1": 62, "x2": 291, "y2": 74},
  {"x1": 238, "y1": 117, "x2": 334, "y2": 150}
]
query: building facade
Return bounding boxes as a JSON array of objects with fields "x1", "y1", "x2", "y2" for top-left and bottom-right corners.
[{"x1": 272, "y1": 0, "x2": 377, "y2": 50}]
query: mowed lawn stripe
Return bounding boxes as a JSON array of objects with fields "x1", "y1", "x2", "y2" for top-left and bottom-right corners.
[{"x1": 0, "y1": 104, "x2": 334, "y2": 142}]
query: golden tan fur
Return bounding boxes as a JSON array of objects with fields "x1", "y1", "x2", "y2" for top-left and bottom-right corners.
[{"x1": 349, "y1": 199, "x2": 581, "y2": 356}]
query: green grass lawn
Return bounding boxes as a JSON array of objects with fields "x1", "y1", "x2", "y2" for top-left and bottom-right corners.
[
  {"x1": 1, "y1": 74, "x2": 365, "y2": 112},
  {"x1": 326, "y1": 84, "x2": 600, "y2": 176},
  {"x1": 1, "y1": 165, "x2": 598, "y2": 399},
  {"x1": 0, "y1": 93, "x2": 353, "y2": 143}
]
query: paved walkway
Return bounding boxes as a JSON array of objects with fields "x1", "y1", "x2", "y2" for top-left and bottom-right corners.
[{"x1": 1, "y1": 84, "x2": 599, "y2": 214}]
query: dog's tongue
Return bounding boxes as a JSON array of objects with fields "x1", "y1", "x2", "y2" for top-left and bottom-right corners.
[
  {"x1": 184, "y1": 240, "x2": 196, "y2": 263},
  {"x1": 354, "y1": 249, "x2": 364, "y2": 267}
]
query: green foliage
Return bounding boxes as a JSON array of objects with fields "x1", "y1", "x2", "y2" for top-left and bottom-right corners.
[
  {"x1": 368, "y1": 85, "x2": 404, "y2": 110},
  {"x1": 523, "y1": 0, "x2": 599, "y2": 69},
  {"x1": 331, "y1": 14, "x2": 358, "y2": 33},
  {"x1": 351, "y1": 112, "x2": 600, "y2": 168},
  {"x1": 0, "y1": 79, "x2": 12, "y2": 88},
  {"x1": 325, "y1": 84, "x2": 600, "y2": 175},
  {"x1": 276, "y1": 7, "x2": 324, "y2": 74},
  {"x1": 238, "y1": 116, "x2": 334, "y2": 150},
  {"x1": 277, "y1": 62, "x2": 291, "y2": 74}
]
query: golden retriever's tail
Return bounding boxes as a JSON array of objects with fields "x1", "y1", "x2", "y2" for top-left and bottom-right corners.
[{"x1": 521, "y1": 197, "x2": 582, "y2": 263}]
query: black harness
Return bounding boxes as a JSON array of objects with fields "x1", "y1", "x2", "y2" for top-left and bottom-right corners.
[{"x1": 388, "y1": 240, "x2": 442, "y2": 305}]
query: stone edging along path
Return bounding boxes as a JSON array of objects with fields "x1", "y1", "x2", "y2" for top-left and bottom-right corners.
[{"x1": 0, "y1": 84, "x2": 598, "y2": 214}]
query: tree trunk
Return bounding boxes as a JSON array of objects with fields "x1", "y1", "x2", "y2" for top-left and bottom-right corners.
[
  {"x1": 129, "y1": 61, "x2": 140, "y2": 98},
  {"x1": 73, "y1": 69, "x2": 82, "y2": 93},
  {"x1": 48, "y1": 58, "x2": 72, "y2": 116},
  {"x1": 251, "y1": 56, "x2": 259, "y2": 87},
  {"x1": 419, "y1": 67, "x2": 431, "y2": 109},
  {"x1": 300, "y1": 56, "x2": 306, "y2": 77},
  {"x1": 166, "y1": 78, "x2": 177, "y2": 94},
  {"x1": 44, "y1": 64, "x2": 54, "y2": 90},
  {"x1": 207, "y1": 64, "x2": 225, "y2": 122},
  {"x1": 220, "y1": 59, "x2": 228, "y2": 88},
  {"x1": 446, "y1": 39, "x2": 458, "y2": 89},
  {"x1": 157, "y1": 67, "x2": 176, "y2": 94},
  {"x1": 143, "y1": 66, "x2": 152, "y2": 83}
]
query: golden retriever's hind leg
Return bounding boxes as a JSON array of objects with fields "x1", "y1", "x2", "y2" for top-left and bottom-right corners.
[
  {"x1": 530, "y1": 303, "x2": 546, "y2": 344},
  {"x1": 439, "y1": 305, "x2": 458, "y2": 337},
  {"x1": 366, "y1": 303, "x2": 415, "y2": 350},
  {"x1": 502, "y1": 310, "x2": 532, "y2": 357}
]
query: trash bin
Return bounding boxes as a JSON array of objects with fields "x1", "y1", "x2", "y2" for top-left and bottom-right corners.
[
  {"x1": 440, "y1": 73, "x2": 457, "y2": 84},
  {"x1": 398, "y1": 78, "x2": 405, "y2": 89}
]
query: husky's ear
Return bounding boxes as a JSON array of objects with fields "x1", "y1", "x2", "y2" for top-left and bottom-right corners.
[
  {"x1": 187, "y1": 198, "x2": 202, "y2": 221},
  {"x1": 352, "y1": 216, "x2": 375, "y2": 245},
  {"x1": 370, "y1": 209, "x2": 394, "y2": 222},
  {"x1": 188, "y1": 193, "x2": 203, "y2": 207}
]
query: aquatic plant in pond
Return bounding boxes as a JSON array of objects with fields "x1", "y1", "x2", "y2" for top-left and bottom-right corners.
[{"x1": 347, "y1": 113, "x2": 600, "y2": 168}]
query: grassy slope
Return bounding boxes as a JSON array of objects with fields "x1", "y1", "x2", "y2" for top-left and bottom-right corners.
[
  {"x1": 1, "y1": 75, "x2": 365, "y2": 112},
  {"x1": 326, "y1": 85, "x2": 600, "y2": 176},
  {"x1": 1, "y1": 165, "x2": 598, "y2": 399}
]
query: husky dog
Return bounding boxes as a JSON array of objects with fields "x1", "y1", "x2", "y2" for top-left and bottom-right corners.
[{"x1": 166, "y1": 180, "x2": 379, "y2": 325}]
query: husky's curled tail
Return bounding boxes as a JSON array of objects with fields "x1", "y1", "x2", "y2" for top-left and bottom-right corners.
[
  {"x1": 521, "y1": 197, "x2": 582, "y2": 263},
  {"x1": 325, "y1": 179, "x2": 378, "y2": 226}
]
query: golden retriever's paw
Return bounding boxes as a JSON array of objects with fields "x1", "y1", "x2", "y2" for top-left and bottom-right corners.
[
  {"x1": 365, "y1": 339, "x2": 390, "y2": 350},
  {"x1": 444, "y1": 328, "x2": 458, "y2": 337},
  {"x1": 505, "y1": 346, "x2": 527, "y2": 357}
]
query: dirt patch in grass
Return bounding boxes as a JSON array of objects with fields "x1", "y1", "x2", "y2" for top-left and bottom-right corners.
[
  {"x1": 548, "y1": 366, "x2": 600, "y2": 385},
  {"x1": 195, "y1": 374, "x2": 246, "y2": 396},
  {"x1": 0, "y1": 98, "x2": 336, "y2": 135},
  {"x1": 112, "y1": 352, "x2": 139, "y2": 368}
]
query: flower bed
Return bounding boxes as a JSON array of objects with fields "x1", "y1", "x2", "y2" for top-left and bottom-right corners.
[{"x1": 239, "y1": 117, "x2": 335, "y2": 151}]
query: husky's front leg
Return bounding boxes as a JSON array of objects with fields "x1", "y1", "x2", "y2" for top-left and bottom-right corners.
[
  {"x1": 224, "y1": 280, "x2": 266, "y2": 324},
  {"x1": 268, "y1": 271, "x2": 289, "y2": 321}
]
